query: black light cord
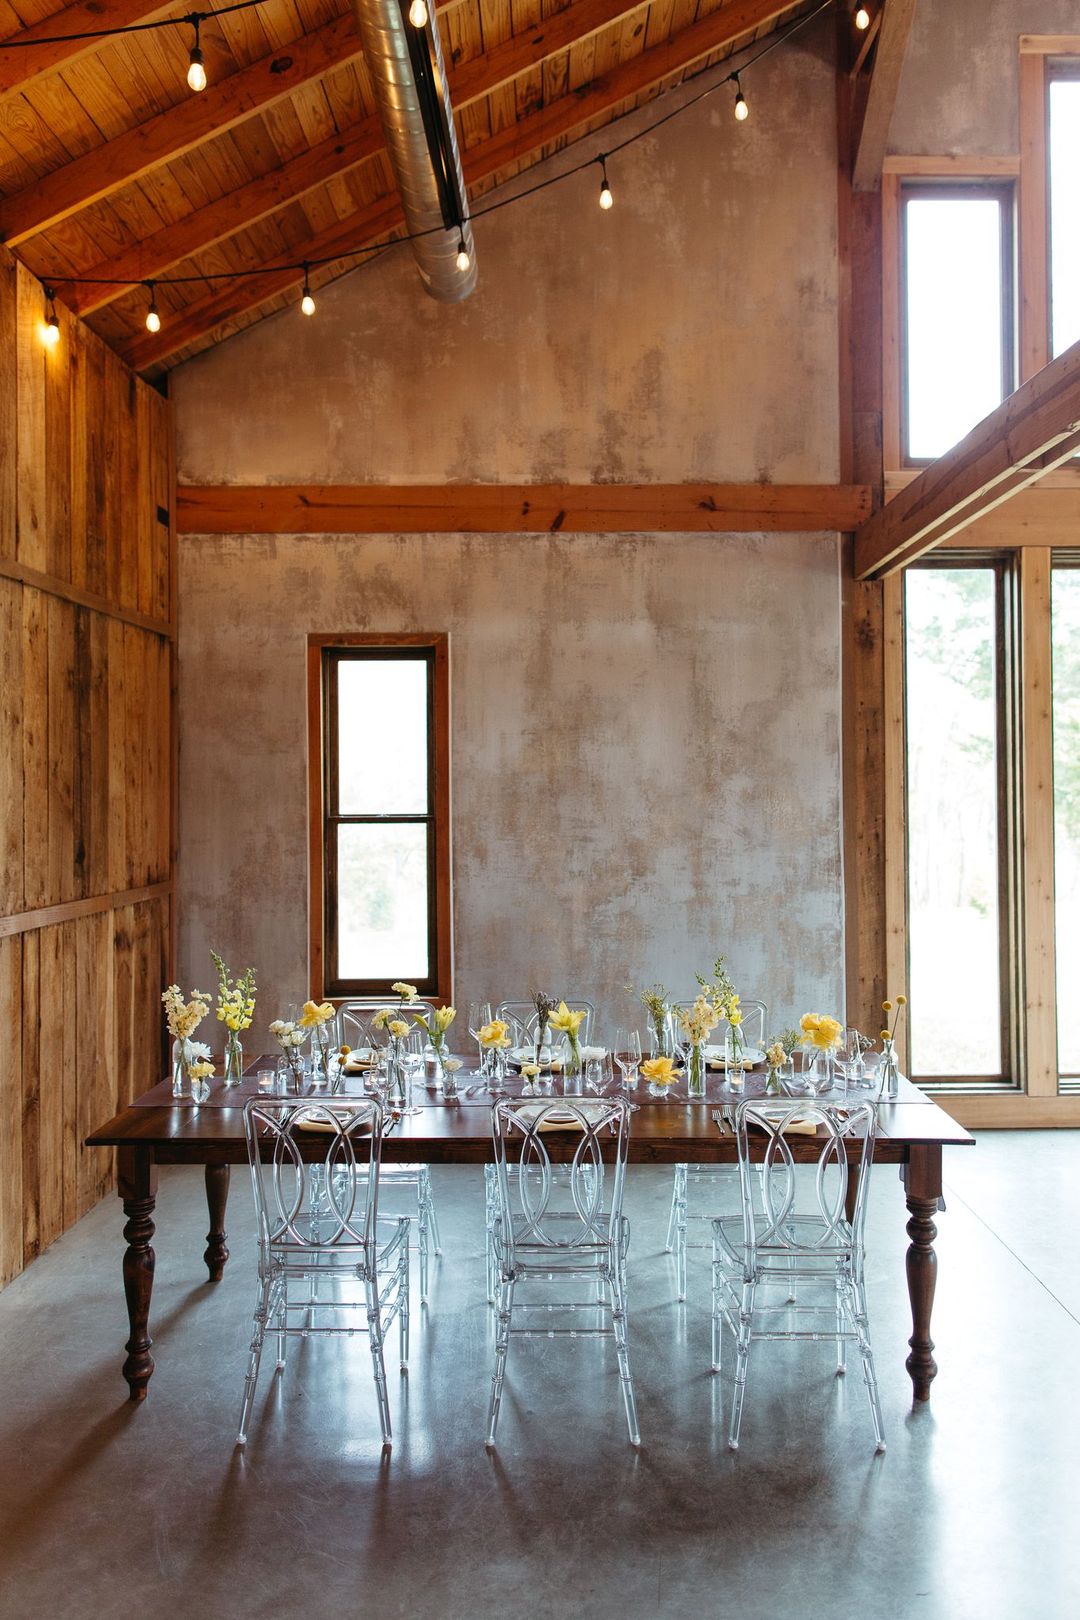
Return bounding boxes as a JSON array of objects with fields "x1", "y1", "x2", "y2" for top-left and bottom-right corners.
[
  {"x1": 0, "y1": 1, "x2": 272, "y2": 49},
  {"x1": 37, "y1": 0, "x2": 837, "y2": 303}
]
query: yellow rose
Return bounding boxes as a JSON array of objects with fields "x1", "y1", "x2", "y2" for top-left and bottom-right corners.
[
  {"x1": 478, "y1": 1018, "x2": 509, "y2": 1047},
  {"x1": 641, "y1": 1055, "x2": 676, "y2": 1086}
]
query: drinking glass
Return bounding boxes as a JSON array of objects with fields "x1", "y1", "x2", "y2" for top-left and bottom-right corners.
[
  {"x1": 724, "y1": 1033, "x2": 745, "y2": 1094},
  {"x1": 256, "y1": 1067, "x2": 275, "y2": 1094},
  {"x1": 585, "y1": 1052, "x2": 612, "y2": 1094},
  {"x1": 468, "y1": 1000, "x2": 492, "y2": 1074},
  {"x1": 615, "y1": 1029, "x2": 642, "y2": 1089}
]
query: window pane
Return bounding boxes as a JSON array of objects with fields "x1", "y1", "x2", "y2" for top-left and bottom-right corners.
[
  {"x1": 337, "y1": 658, "x2": 428, "y2": 814},
  {"x1": 905, "y1": 569, "x2": 1003, "y2": 1075},
  {"x1": 904, "y1": 195, "x2": 1005, "y2": 460},
  {"x1": 1049, "y1": 78, "x2": 1080, "y2": 358},
  {"x1": 337, "y1": 822, "x2": 430, "y2": 981},
  {"x1": 1053, "y1": 569, "x2": 1080, "y2": 1075}
]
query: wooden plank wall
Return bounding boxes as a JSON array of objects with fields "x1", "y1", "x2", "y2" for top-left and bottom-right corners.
[{"x1": 0, "y1": 246, "x2": 174, "y2": 1288}]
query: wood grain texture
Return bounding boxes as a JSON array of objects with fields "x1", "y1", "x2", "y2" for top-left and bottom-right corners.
[
  {"x1": 0, "y1": 1, "x2": 172, "y2": 97},
  {"x1": 852, "y1": 0, "x2": 918, "y2": 193},
  {"x1": 1019, "y1": 50, "x2": 1049, "y2": 383},
  {"x1": 1019, "y1": 549, "x2": 1058, "y2": 1097},
  {"x1": 176, "y1": 482, "x2": 873, "y2": 534}
]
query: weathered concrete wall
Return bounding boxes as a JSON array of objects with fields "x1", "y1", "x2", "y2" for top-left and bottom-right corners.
[
  {"x1": 173, "y1": 25, "x2": 848, "y2": 1035},
  {"x1": 178, "y1": 531, "x2": 843, "y2": 1029},
  {"x1": 173, "y1": 30, "x2": 840, "y2": 486},
  {"x1": 890, "y1": 0, "x2": 1079, "y2": 156}
]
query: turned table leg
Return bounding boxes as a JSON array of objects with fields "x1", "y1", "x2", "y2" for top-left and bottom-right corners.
[
  {"x1": 904, "y1": 1144, "x2": 942, "y2": 1402},
  {"x1": 204, "y1": 1164, "x2": 231, "y2": 1281},
  {"x1": 118, "y1": 1146, "x2": 158, "y2": 1402}
]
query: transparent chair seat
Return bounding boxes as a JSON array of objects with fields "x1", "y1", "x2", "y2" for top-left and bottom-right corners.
[
  {"x1": 237, "y1": 1097, "x2": 410, "y2": 1450},
  {"x1": 665, "y1": 998, "x2": 768, "y2": 1300},
  {"x1": 710, "y1": 1099, "x2": 885, "y2": 1453},
  {"x1": 487, "y1": 1097, "x2": 639, "y2": 1447}
]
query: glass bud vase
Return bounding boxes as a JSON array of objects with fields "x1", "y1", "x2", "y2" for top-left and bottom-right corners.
[
  {"x1": 878, "y1": 1036, "x2": 900, "y2": 1100},
  {"x1": 807, "y1": 1048, "x2": 834, "y2": 1095},
  {"x1": 651, "y1": 1014, "x2": 676, "y2": 1060},
  {"x1": 387, "y1": 1041, "x2": 407, "y2": 1110},
  {"x1": 309, "y1": 1027, "x2": 328, "y2": 1087},
  {"x1": 223, "y1": 1030, "x2": 244, "y2": 1087},
  {"x1": 687, "y1": 1040, "x2": 707, "y2": 1100},
  {"x1": 563, "y1": 1033, "x2": 583, "y2": 1080},
  {"x1": 171, "y1": 1038, "x2": 191, "y2": 1098}
]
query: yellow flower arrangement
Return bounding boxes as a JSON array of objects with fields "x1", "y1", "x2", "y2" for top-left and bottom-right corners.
[
  {"x1": 391, "y1": 982, "x2": 418, "y2": 1001},
  {"x1": 412, "y1": 1005, "x2": 457, "y2": 1051},
  {"x1": 641, "y1": 1055, "x2": 677, "y2": 1088},
  {"x1": 799, "y1": 1013, "x2": 844, "y2": 1052},
  {"x1": 478, "y1": 1017, "x2": 512, "y2": 1050},
  {"x1": 388, "y1": 1018, "x2": 410, "y2": 1040},
  {"x1": 299, "y1": 1000, "x2": 335, "y2": 1028},
  {"x1": 210, "y1": 951, "x2": 257, "y2": 1033},
  {"x1": 677, "y1": 994, "x2": 720, "y2": 1046},
  {"x1": 549, "y1": 1002, "x2": 586, "y2": 1038},
  {"x1": 162, "y1": 984, "x2": 211, "y2": 1042}
]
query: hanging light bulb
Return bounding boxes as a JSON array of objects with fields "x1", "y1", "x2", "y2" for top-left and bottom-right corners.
[
  {"x1": 408, "y1": 0, "x2": 429, "y2": 25},
  {"x1": 854, "y1": 6, "x2": 871, "y2": 28},
  {"x1": 300, "y1": 265, "x2": 315, "y2": 316},
  {"x1": 455, "y1": 235, "x2": 471, "y2": 273},
  {"x1": 144, "y1": 284, "x2": 161, "y2": 334},
  {"x1": 42, "y1": 288, "x2": 60, "y2": 348},
  {"x1": 598, "y1": 156, "x2": 613, "y2": 210},
  {"x1": 733, "y1": 75, "x2": 749, "y2": 122},
  {"x1": 187, "y1": 18, "x2": 207, "y2": 93}
]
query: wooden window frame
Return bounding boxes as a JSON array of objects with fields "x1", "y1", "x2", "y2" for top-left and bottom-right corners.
[
  {"x1": 306, "y1": 632, "x2": 452, "y2": 1003},
  {"x1": 892, "y1": 177, "x2": 1017, "y2": 470}
]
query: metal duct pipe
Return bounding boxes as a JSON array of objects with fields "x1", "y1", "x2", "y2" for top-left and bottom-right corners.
[{"x1": 349, "y1": 0, "x2": 477, "y2": 302}]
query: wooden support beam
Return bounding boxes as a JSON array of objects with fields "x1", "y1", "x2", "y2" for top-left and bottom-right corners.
[
  {"x1": 123, "y1": 0, "x2": 802, "y2": 367},
  {"x1": 852, "y1": 0, "x2": 918, "y2": 193},
  {"x1": 0, "y1": 14, "x2": 362, "y2": 247},
  {"x1": 175, "y1": 482, "x2": 873, "y2": 535},
  {"x1": 67, "y1": 0, "x2": 660, "y2": 315},
  {"x1": 855, "y1": 337, "x2": 1080, "y2": 578},
  {"x1": 0, "y1": 0, "x2": 171, "y2": 97}
]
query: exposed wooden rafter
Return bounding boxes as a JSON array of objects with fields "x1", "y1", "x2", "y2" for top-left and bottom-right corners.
[
  {"x1": 67, "y1": 0, "x2": 660, "y2": 315},
  {"x1": 0, "y1": 0, "x2": 170, "y2": 97},
  {"x1": 175, "y1": 482, "x2": 874, "y2": 534},
  {"x1": 123, "y1": 0, "x2": 802, "y2": 368},
  {"x1": 852, "y1": 0, "x2": 917, "y2": 193},
  {"x1": 0, "y1": 12, "x2": 363, "y2": 246},
  {"x1": 854, "y1": 337, "x2": 1080, "y2": 578}
]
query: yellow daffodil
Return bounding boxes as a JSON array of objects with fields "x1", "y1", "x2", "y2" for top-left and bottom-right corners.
[
  {"x1": 300, "y1": 1000, "x2": 336, "y2": 1028},
  {"x1": 641, "y1": 1055, "x2": 676, "y2": 1086}
]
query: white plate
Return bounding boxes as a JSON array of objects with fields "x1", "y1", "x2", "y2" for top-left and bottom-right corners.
[
  {"x1": 509, "y1": 1045, "x2": 563, "y2": 1069},
  {"x1": 703, "y1": 1044, "x2": 764, "y2": 1065}
]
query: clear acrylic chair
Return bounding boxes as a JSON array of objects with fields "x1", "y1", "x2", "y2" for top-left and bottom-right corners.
[
  {"x1": 665, "y1": 997, "x2": 768, "y2": 1300},
  {"x1": 485, "y1": 997, "x2": 599, "y2": 1304},
  {"x1": 338, "y1": 998, "x2": 442, "y2": 1301},
  {"x1": 237, "y1": 1096, "x2": 410, "y2": 1449},
  {"x1": 711, "y1": 1098, "x2": 885, "y2": 1453},
  {"x1": 487, "y1": 1096, "x2": 639, "y2": 1447}
]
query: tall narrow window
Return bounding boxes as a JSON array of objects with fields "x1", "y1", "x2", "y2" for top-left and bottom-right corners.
[
  {"x1": 310, "y1": 635, "x2": 451, "y2": 1000},
  {"x1": 904, "y1": 564, "x2": 1013, "y2": 1080},
  {"x1": 901, "y1": 185, "x2": 1014, "y2": 462},
  {"x1": 1049, "y1": 68, "x2": 1080, "y2": 357},
  {"x1": 1052, "y1": 565, "x2": 1080, "y2": 1083}
]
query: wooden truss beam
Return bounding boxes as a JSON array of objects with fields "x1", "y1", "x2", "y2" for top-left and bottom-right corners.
[
  {"x1": 0, "y1": 0, "x2": 170, "y2": 97},
  {"x1": 0, "y1": 13, "x2": 362, "y2": 246},
  {"x1": 124, "y1": 0, "x2": 802, "y2": 367},
  {"x1": 852, "y1": 0, "x2": 917, "y2": 193},
  {"x1": 854, "y1": 336, "x2": 1080, "y2": 578},
  {"x1": 175, "y1": 483, "x2": 874, "y2": 534}
]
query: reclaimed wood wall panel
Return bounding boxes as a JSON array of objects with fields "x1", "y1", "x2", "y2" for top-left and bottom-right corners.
[{"x1": 0, "y1": 242, "x2": 174, "y2": 1289}]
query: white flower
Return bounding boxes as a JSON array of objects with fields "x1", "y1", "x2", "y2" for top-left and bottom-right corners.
[
  {"x1": 580, "y1": 1045, "x2": 607, "y2": 1061},
  {"x1": 187, "y1": 1041, "x2": 212, "y2": 1062},
  {"x1": 444, "y1": 1058, "x2": 462, "y2": 1072}
]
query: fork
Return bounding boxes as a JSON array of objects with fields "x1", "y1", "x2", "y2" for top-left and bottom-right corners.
[{"x1": 712, "y1": 1109, "x2": 728, "y2": 1135}]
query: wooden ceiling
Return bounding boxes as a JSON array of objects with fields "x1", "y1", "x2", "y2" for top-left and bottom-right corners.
[{"x1": 0, "y1": 0, "x2": 812, "y2": 374}]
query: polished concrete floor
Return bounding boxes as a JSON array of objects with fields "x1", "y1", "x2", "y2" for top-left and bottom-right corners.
[{"x1": 1, "y1": 1134, "x2": 1078, "y2": 1619}]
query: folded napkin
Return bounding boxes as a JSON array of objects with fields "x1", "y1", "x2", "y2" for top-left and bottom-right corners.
[
  {"x1": 515, "y1": 1103, "x2": 606, "y2": 1133},
  {"x1": 342, "y1": 1052, "x2": 378, "y2": 1073},
  {"x1": 293, "y1": 1107, "x2": 372, "y2": 1134},
  {"x1": 757, "y1": 1112, "x2": 820, "y2": 1137}
]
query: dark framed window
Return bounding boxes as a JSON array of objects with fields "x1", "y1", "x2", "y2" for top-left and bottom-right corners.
[
  {"x1": 900, "y1": 182, "x2": 1015, "y2": 464},
  {"x1": 903, "y1": 558, "x2": 1019, "y2": 1085},
  {"x1": 308, "y1": 634, "x2": 451, "y2": 1000}
]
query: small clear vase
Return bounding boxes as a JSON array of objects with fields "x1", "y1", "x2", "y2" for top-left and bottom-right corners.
[
  {"x1": 878, "y1": 1036, "x2": 900, "y2": 1099},
  {"x1": 435, "y1": 1049, "x2": 459, "y2": 1100},
  {"x1": 386, "y1": 1041, "x2": 407, "y2": 1111},
  {"x1": 687, "y1": 1040, "x2": 707, "y2": 1100},
  {"x1": 309, "y1": 1027, "x2": 328, "y2": 1087},
  {"x1": 190, "y1": 1075, "x2": 211, "y2": 1104},
  {"x1": 651, "y1": 1014, "x2": 676, "y2": 1060},
  {"x1": 724, "y1": 1031, "x2": 745, "y2": 1093},
  {"x1": 223, "y1": 1030, "x2": 244, "y2": 1087},
  {"x1": 563, "y1": 1033, "x2": 583, "y2": 1079},
  {"x1": 765, "y1": 1066, "x2": 783, "y2": 1096},
  {"x1": 806, "y1": 1048, "x2": 835, "y2": 1095},
  {"x1": 171, "y1": 1038, "x2": 191, "y2": 1098},
  {"x1": 284, "y1": 1046, "x2": 305, "y2": 1092}
]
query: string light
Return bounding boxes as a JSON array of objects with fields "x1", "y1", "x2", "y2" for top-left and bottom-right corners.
[
  {"x1": 187, "y1": 18, "x2": 207, "y2": 93},
  {"x1": 408, "y1": 0, "x2": 429, "y2": 25},
  {"x1": 597, "y1": 155, "x2": 613, "y2": 210},
  {"x1": 144, "y1": 283, "x2": 161, "y2": 332},
  {"x1": 455, "y1": 235, "x2": 471, "y2": 273},
  {"x1": 732, "y1": 73, "x2": 749, "y2": 121},
  {"x1": 42, "y1": 287, "x2": 60, "y2": 348},
  {"x1": 854, "y1": 6, "x2": 870, "y2": 28},
  {"x1": 300, "y1": 265, "x2": 315, "y2": 315}
]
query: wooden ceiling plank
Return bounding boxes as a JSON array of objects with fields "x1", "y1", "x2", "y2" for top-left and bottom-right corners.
[
  {"x1": 0, "y1": 0, "x2": 173, "y2": 98},
  {"x1": 854, "y1": 338, "x2": 1080, "y2": 578},
  {"x1": 122, "y1": 0, "x2": 802, "y2": 365},
  {"x1": 851, "y1": 0, "x2": 917, "y2": 194},
  {"x1": 0, "y1": 11, "x2": 363, "y2": 245}
]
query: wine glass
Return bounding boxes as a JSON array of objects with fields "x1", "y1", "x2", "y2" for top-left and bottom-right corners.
[
  {"x1": 468, "y1": 1000, "x2": 492, "y2": 1075},
  {"x1": 615, "y1": 1028, "x2": 641, "y2": 1089}
]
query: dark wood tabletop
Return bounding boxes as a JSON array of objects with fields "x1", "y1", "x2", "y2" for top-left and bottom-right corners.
[{"x1": 87, "y1": 1060, "x2": 973, "y2": 1407}]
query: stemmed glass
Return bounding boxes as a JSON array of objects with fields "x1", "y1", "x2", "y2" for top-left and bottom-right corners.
[
  {"x1": 467, "y1": 1000, "x2": 492, "y2": 1077},
  {"x1": 615, "y1": 1029, "x2": 641, "y2": 1092}
]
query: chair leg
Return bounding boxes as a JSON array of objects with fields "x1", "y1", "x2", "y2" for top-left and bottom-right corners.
[
  {"x1": 710, "y1": 1241, "x2": 723, "y2": 1373},
  {"x1": 835, "y1": 1272, "x2": 847, "y2": 1375},
  {"x1": 365, "y1": 1275, "x2": 393, "y2": 1447},
  {"x1": 417, "y1": 1189, "x2": 430, "y2": 1305},
  {"x1": 276, "y1": 1275, "x2": 288, "y2": 1370},
  {"x1": 848, "y1": 1276, "x2": 886, "y2": 1453},
  {"x1": 486, "y1": 1275, "x2": 515, "y2": 1447},
  {"x1": 399, "y1": 1243, "x2": 411, "y2": 1371},
  {"x1": 664, "y1": 1164, "x2": 683, "y2": 1251},
  {"x1": 484, "y1": 1166, "x2": 497, "y2": 1306},
  {"x1": 237, "y1": 1278, "x2": 272, "y2": 1446},
  {"x1": 422, "y1": 1167, "x2": 443, "y2": 1255},
  {"x1": 609, "y1": 1258, "x2": 641, "y2": 1447},
  {"x1": 670, "y1": 1164, "x2": 688, "y2": 1301},
  {"x1": 728, "y1": 1277, "x2": 755, "y2": 1451}
]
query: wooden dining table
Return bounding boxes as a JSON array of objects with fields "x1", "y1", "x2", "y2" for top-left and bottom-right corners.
[{"x1": 87, "y1": 1061, "x2": 973, "y2": 1407}]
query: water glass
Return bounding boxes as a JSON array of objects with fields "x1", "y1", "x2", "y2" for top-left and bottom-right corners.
[{"x1": 724, "y1": 1033, "x2": 745, "y2": 1093}]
